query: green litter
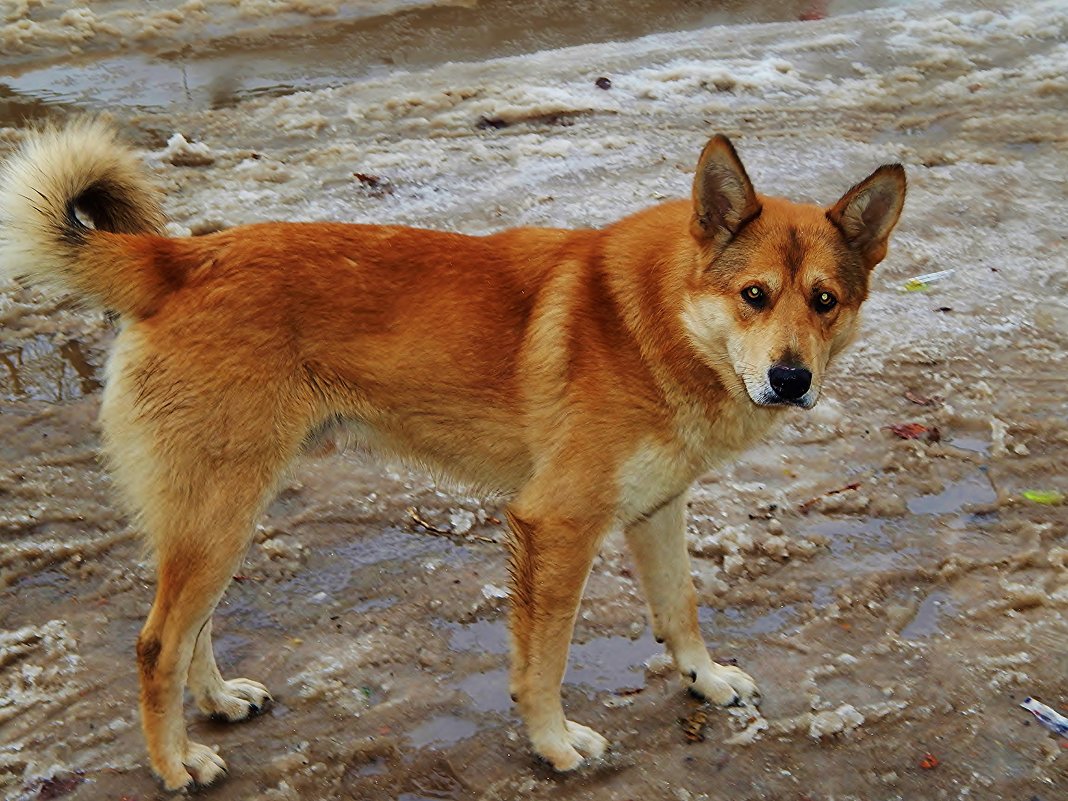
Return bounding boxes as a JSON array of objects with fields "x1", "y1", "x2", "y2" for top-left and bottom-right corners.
[{"x1": 1022, "y1": 490, "x2": 1065, "y2": 505}]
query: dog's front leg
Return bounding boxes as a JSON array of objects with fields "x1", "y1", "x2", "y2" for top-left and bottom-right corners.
[
  {"x1": 624, "y1": 492, "x2": 759, "y2": 706},
  {"x1": 505, "y1": 506, "x2": 610, "y2": 771}
]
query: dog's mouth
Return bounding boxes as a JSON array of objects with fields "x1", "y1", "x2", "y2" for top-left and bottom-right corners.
[{"x1": 750, "y1": 390, "x2": 817, "y2": 410}]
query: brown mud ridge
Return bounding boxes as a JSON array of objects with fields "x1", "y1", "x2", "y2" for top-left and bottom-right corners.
[{"x1": 1, "y1": 0, "x2": 1067, "y2": 799}]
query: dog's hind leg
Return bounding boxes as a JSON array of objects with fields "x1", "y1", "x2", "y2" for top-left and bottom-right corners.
[
  {"x1": 623, "y1": 493, "x2": 759, "y2": 706},
  {"x1": 506, "y1": 505, "x2": 611, "y2": 771},
  {"x1": 100, "y1": 334, "x2": 306, "y2": 791},
  {"x1": 188, "y1": 617, "x2": 272, "y2": 722},
  {"x1": 133, "y1": 472, "x2": 283, "y2": 792}
]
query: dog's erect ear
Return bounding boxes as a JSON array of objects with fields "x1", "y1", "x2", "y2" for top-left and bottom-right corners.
[
  {"x1": 691, "y1": 135, "x2": 761, "y2": 248},
  {"x1": 826, "y1": 164, "x2": 906, "y2": 268}
]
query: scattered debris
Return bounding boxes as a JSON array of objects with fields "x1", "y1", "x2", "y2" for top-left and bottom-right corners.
[
  {"x1": 900, "y1": 269, "x2": 954, "y2": 292},
  {"x1": 476, "y1": 116, "x2": 510, "y2": 130},
  {"x1": 808, "y1": 703, "x2": 864, "y2": 739},
  {"x1": 1020, "y1": 697, "x2": 1068, "y2": 737},
  {"x1": 32, "y1": 772, "x2": 85, "y2": 799},
  {"x1": 904, "y1": 390, "x2": 943, "y2": 408},
  {"x1": 353, "y1": 172, "x2": 393, "y2": 195},
  {"x1": 161, "y1": 132, "x2": 215, "y2": 167},
  {"x1": 919, "y1": 752, "x2": 940, "y2": 769},
  {"x1": 799, "y1": 481, "x2": 862, "y2": 514},
  {"x1": 884, "y1": 423, "x2": 941, "y2": 442},
  {"x1": 595, "y1": 76, "x2": 612, "y2": 90},
  {"x1": 679, "y1": 707, "x2": 709, "y2": 743},
  {"x1": 1021, "y1": 490, "x2": 1065, "y2": 506},
  {"x1": 406, "y1": 507, "x2": 496, "y2": 544}
]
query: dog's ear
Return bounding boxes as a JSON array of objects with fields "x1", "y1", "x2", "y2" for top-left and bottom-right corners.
[
  {"x1": 826, "y1": 164, "x2": 906, "y2": 268},
  {"x1": 691, "y1": 135, "x2": 761, "y2": 248}
]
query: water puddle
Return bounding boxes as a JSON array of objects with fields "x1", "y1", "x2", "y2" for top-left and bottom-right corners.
[
  {"x1": 407, "y1": 714, "x2": 479, "y2": 750},
  {"x1": 0, "y1": 336, "x2": 103, "y2": 403},
  {"x1": 456, "y1": 668, "x2": 511, "y2": 714},
  {"x1": 949, "y1": 437, "x2": 990, "y2": 455},
  {"x1": 900, "y1": 590, "x2": 955, "y2": 640},
  {"x1": 907, "y1": 473, "x2": 997, "y2": 515},
  {"x1": 446, "y1": 617, "x2": 661, "y2": 692},
  {"x1": 0, "y1": 0, "x2": 907, "y2": 123},
  {"x1": 700, "y1": 603, "x2": 800, "y2": 639}
]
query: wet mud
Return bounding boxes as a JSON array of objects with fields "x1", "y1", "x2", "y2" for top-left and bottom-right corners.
[{"x1": 2, "y1": 1, "x2": 1067, "y2": 799}]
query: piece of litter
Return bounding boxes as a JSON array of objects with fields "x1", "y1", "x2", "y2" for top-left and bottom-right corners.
[
  {"x1": 1022, "y1": 490, "x2": 1065, "y2": 506},
  {"x1": 1020, "y1": 697, "x2": 1068, "y2": 738},
  {"x1": 901, "y1": 269, "x2": 954, "y2": 292},
  {"x1": 919, "y1": 752, "x2": 940, "y2": 769},
  {"x1": 884, "y1": 423, "x2": 940, "y2": 442}
]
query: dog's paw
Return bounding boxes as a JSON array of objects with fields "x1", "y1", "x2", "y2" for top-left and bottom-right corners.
[
  {"x1": 686, "y1": 664, "x2": 759, "y2": 707},
  {"x1": 533, "y1": 720, "x2": 609, "y2": 771},
  {"x1": 158, "y1": 742, "x2": 227, "y2": 792},
  {"x1": 197, "y1": 677, "x2": 272, "y2": 723}
]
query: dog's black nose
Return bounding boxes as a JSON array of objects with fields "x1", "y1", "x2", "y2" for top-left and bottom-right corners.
[{"x1": 768, "y1": 365, "x2": 812, "y2": 401}]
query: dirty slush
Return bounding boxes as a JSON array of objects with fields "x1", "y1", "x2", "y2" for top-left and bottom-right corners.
[{"x1": 1, "y1": 1, "x2": 1066, "y2": 800}]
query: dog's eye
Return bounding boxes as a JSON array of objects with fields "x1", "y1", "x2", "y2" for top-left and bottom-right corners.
[
  {"x1": 741, "y1": 285, "x2": 766, "y2": 308},
  {"x1": 814, "y1": 291, "x2": 837, "y2": 313}
]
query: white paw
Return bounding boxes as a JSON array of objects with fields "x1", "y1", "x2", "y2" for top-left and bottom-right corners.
[
  {"x1": 687, "y1": 664, "x2": 759, "y2": 706},
  {"x1": 196, "y1": 677, "x2": 272, "y2": 722},
  {"x1": 533, "y1": 720, "x2": 609, "y2": 771},
  {"x1": 159, "y1": 741, "x2": 227, "y2": 791}
]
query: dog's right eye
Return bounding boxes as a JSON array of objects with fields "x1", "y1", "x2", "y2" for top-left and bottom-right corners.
[{"x1": 741, "y1": 285, "x2": 766, "y2": 308}]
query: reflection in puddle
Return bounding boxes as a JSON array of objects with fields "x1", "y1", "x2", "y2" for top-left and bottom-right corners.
[
  {"x1": 907, "y1": 473, "x2": 997, "y2": 515},
  {"x1": 0, "y1": 336, "x2": 103, "y2": 403}
]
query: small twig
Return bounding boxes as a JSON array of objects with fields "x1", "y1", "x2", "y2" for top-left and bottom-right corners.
[
  {"x1": 799, "y1": 481, "x2": 861, "y2": 514},
  {"x1": 406, "y1": 507, "x2": 498, "y2": 545}
]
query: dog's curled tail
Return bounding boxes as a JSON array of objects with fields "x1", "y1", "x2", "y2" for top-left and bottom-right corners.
[{"x1": 0, "y1": 117, "x2": 172, "y2": 318}]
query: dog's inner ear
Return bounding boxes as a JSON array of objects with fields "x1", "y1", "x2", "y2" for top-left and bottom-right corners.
[
  {"x1": 826, "y1": 164, "x2": 907, "y2": 268},
  {"x1": 691, "y1": 135, "x2": 761, "y2": 248}
]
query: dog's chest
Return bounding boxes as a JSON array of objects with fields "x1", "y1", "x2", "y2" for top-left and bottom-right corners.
[{"x1": 614, "y1": 399, "x2": 780, "y2": 523}]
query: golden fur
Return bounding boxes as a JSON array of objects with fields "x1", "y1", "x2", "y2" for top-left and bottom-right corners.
[{"x1": 0, "y1": 119, "x2": 905, "y2": 790}]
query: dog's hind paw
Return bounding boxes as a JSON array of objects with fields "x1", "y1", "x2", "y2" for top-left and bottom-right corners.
[{"x1": 196, "y1": 677, "x2": 272, "y2": 722}]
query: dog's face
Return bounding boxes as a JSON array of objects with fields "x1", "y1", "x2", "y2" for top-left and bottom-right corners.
[{"x1": 680, "y1": 136, "x2": 906, "y2": 409}]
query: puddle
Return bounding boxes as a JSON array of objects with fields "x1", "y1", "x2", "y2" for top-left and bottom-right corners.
[
  {"x1": 700, "y1": 603, "x2": 800, "y2": 639},
  {"x1": 907, "y1": 473, "x2": 998, "y2": 515},
  {"x1": 900, "y1": 591, "x2": 955, "y2": 640},
  {"x1": 447, "y1": 618, "x2": 661, "y2": 692},
  {"x1": 406, "y1": 714, "x2": 479, "y2": 749},
  {"x1": 456, "y1": 668, "x2": 511, "y2": 714},
  {"x1": 949, "y1": 437, "x2": 990, "y2": 455},
  {"x1": 447, "y1": 618, "x2": 510, "y2": 655},
  {"x1": 0, "y1": 0, "x2": 907, "y2": 121},
  {"x1": 567, "y1": 629, "x2": 660, "y2": 691},
  {"x1": 0, "y1": 336, "x2": 104, "y2": 403}
]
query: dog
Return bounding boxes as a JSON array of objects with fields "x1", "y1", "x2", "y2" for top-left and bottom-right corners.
[{"x1": 0, "y1": 118, "x2": 905, "y2": 790}]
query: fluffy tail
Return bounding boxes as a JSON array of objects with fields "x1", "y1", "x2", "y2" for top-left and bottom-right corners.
[{"x1": 0, "y1": 117, "x2": 172, "y2": 318}]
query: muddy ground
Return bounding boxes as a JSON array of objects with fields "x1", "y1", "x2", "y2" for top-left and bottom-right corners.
[{"x1": 1, "y1": 1, "x2": 1067, "y2": 799}]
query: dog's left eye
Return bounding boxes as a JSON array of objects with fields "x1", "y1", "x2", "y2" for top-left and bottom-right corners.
[{"x1": 814, "y1": 291, "x2": 837, "y2": 312}]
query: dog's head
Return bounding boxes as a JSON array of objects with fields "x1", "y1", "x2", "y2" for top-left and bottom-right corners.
[{"x1": 680, "y1": 135, "x2": 905, "y2": 409}]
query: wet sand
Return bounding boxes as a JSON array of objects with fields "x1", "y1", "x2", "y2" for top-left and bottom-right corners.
[{"x1": 1, "y1": 1, "x2": 1067, "y2": 799}]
